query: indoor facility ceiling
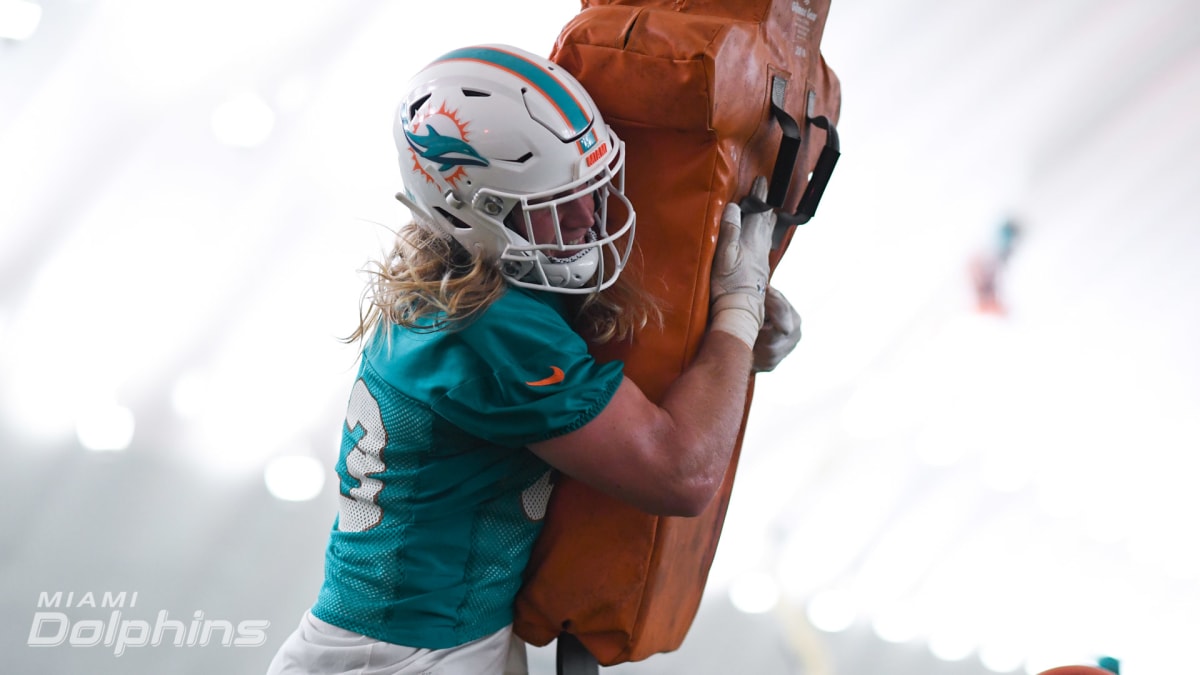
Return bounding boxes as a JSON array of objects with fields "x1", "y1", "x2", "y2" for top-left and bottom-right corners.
[{"x1": 2, "y1": 1, "x2": 1198, "y2": 673}]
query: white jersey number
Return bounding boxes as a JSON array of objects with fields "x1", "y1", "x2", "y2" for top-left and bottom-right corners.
[{"x1": 337, "y1": 378, "x2": 387, "y2": 532}]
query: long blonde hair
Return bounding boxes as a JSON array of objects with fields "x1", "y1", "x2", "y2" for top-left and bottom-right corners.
[{"x1": 346, "y1": 221, "x2": 661, "y2": 346}]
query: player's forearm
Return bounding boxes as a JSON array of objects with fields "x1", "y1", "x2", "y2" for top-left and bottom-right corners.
[{"x1": 653, "y1": 328, "x2": 754, "y2": 514}]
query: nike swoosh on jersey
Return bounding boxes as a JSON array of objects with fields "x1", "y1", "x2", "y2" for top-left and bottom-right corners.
[{"x1": 525, "y1": 366, "x2": 565, "y2": 387}]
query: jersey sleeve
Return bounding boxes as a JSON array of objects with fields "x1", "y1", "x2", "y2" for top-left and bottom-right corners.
[{"x1": 431, "y1": 291, "x2": 625, "y2": 448}]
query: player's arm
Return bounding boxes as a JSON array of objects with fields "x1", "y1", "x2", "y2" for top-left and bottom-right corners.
[{"x1": 528, "y1": 178, "x2": 779, "y2": 517}]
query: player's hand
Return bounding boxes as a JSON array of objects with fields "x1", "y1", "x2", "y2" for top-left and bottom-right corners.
[
  {"x1": 753, "y1": 286, "x2": 801, "y2": 372},
  {"x1": 710, "y1": 176, "x2": 775, "y2": 349}
]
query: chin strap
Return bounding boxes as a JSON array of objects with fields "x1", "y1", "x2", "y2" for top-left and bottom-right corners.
[{"x1": 543, "y1": 228, "x2": 598, "y2": 264}]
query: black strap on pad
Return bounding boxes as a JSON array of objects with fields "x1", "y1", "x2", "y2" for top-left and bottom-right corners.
[{"x1": 556, "y1": 631, "x2": 600, "y2": 675}]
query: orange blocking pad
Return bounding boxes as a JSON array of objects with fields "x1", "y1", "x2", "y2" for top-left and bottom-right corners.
[{"x1": 513, "y1": 0, "x2": 841, "y2": 665}]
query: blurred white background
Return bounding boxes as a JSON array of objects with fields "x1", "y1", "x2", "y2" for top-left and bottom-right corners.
[{"x1": 2, "y1": 0, "x2": 1198, "y2": 673}]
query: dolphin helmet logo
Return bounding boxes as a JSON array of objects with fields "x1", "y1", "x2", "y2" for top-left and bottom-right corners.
[
  {"x1": 404, "y1": 102, "x2": 488, "y2": 188},
  {"x1": 405, "y1": 126, "x2": 489, "y2": 171}
]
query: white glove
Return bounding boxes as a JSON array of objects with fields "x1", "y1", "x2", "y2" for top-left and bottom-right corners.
[
  {"x1": 753, "y1": 286, "x2": 802, "y2": 372},
  {"x1": 710, "y1": 176, "x2": 775, "y2": 349}
]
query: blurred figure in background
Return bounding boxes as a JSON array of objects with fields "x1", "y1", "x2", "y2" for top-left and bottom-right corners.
[{"x1": 970, "y1": 217, "x2": 1022, "y2": 315}]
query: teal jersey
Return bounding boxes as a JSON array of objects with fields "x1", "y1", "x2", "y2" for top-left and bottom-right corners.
[{"x1": 312, "y1": 287, "x2": 624, "y2": 649}]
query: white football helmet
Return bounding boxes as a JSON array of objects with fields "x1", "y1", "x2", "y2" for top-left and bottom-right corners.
[{"x1": 393, "y1": 44, "x2": 634, "y2": 294}]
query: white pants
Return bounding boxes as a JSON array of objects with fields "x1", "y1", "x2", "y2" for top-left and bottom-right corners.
[{"x1": 266, "y1": 611, "x2": 529, "y2": 675}]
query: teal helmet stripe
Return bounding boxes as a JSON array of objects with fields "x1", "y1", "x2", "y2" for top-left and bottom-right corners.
[{"x1": 437, "y1": 46, "x2": 595, "y2": 152}]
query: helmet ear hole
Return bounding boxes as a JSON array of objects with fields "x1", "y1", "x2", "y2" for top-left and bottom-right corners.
[{"x1": 434, "y1": 207, "x2": 471, "y2": 232}]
